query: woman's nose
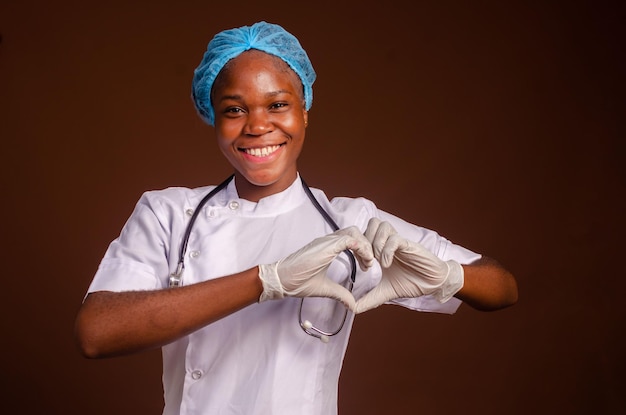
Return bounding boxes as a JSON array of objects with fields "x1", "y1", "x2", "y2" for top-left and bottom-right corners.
[{"x1": 244, "y1": 110, "x2": 273, "y2": 135}]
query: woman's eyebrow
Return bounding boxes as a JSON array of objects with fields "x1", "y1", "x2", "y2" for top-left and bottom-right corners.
[
  {"x1": 216, "y1": 94, "x2": 243, "y2": 103},
  {"x1": 217, "y1": 90, "x2": 294, "y2": 103},
  {"x1": 266, "y1": 89, "x2": 293, "y2": 97}
]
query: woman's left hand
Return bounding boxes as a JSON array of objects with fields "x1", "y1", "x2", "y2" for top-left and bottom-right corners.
[{"x1": 354, "y1": 218, "x2": 464, "y2": 313}]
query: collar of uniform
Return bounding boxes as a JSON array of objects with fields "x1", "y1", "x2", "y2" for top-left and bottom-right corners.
[{"x1": 219, "y1": 173, "x2": 309, "y2": 216}]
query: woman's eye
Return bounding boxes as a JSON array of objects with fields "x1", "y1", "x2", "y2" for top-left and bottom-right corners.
[
  {"x1": 225, "y1": 107, "x2": 244, "y2": 115},
  {"x1": 270, "y1": 102, "x2": 288, "y2": 110}
]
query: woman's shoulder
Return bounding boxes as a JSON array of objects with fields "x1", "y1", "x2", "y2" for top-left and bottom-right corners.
[
  {"x1": 136, "y1": 184, "x2": 220, "y2": 212},
  {"x1": 306, "y1": 186, "x2": 377, "y2": 211},
  {"x1": 329, "y1": 195, "x2": 377, "y2": 211}
]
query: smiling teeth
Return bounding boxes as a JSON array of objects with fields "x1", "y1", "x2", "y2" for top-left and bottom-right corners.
[{"x1": 244, "y1": 145, "x2": 281, "y2": 157}]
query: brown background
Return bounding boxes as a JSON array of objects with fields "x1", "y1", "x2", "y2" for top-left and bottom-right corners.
[{"x1": 1, "y1": 0, "x2": 624, "y2": 414}]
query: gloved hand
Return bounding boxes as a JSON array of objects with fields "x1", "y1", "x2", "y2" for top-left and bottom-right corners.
[
  {"x1": 355, "y1": 218, "x2": 464, "y2": 314},
  {"x1": 258, "y1": 226, "x2": 374, "y2": 309}
]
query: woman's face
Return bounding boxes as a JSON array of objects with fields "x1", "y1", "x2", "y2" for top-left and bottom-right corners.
[{"x1": 211, "y1": 50, "x2": 308, "y2": 202}]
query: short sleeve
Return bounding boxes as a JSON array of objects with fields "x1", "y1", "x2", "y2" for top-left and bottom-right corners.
[{"x1": 87, "y1": 192, "x2": 175, "y2": 294}]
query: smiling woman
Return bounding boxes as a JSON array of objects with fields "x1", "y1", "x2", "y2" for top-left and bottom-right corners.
[
  {"x1": 211, "y1": 50, "x2": 308, "y2": 201},
  {"x1": 74, "y1": 21, "x2": 517, "y2": 415}
]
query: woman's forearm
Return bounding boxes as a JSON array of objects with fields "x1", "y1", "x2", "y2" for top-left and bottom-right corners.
[
  {"x1": 455, "y1": 257, "x2": 518, "y2": 311},
  {"x1": 74, "y1": 267, "x2": 263, "y2": 358}
]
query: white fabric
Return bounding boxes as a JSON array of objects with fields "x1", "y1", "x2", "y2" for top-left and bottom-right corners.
[{"x1": 87, "y1": 175, "x2": 481, "y2": 415}]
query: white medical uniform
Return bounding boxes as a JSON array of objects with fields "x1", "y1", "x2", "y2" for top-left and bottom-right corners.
[{"x1": 87, "y1": 175, "x2": 480, "y2": 415}]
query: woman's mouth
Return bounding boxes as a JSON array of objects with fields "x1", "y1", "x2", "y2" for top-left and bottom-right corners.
[{"x1": 240, "y1": 144, "x2": 282, "y2": 157}]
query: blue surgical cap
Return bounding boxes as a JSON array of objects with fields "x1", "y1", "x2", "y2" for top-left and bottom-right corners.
[{"x1": 191, "y1": 21, "x2": 316, "y2": 126}]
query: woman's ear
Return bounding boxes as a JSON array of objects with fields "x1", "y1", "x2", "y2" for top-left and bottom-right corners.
[{"x1": 303, "y1": 109, "x2": 308, "y2": 127}]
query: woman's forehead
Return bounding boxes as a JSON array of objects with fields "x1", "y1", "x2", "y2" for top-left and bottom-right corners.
[
  {"x1": 226, "y1": 50, "x2": 295, "y2": 76},
  {"x1": 214, "y1": 50, "x2": 304, "y2": 96}
]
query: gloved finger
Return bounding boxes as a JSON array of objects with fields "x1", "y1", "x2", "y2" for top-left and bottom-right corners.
[
  {"x1": 316, "y1": 279, "x2": 357, "y2": 310},
  {"x1": 365, "y1": 218, "x2": 387, "y2": 260},
  {"x1": 366, "y1": 219, "x2": 394, "y2": 258},
  {"x1": 354, "y1": 284, "x2": 393, "y2": 313},
  {"x1": 334, "y1": 226, "x2": 375, "y2": 271},
  {"x1": 364, "y1": 217, "x2": 382, "y2": 243},
  {"x1": 284, "y1": 273, "x2": 356, "y2": 310},
  {"x1": 379, "y1": 233, "x2": 410, "y2": 268},
  {"x1": 365, "y1": 218, "x2": 396, "y2": 259},
  {"x1": 392, "y1": 237, "x2": 441, "y2": 272},
  {"x1": 367, "y1": 220, "x2": 399, "y2": 266}
]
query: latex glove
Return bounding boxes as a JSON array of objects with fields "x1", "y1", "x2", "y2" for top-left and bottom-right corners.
[
  {"x1": 258, "y1": 226, "x2": 374, "y2": 309},
  {"x1": 355, "y1": 218, "x2": 464, "y2": 314}
]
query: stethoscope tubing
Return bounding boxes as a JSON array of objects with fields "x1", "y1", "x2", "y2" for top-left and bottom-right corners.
[{"x1": 168, "y1": 174, "x2": 356, "y2": 341}]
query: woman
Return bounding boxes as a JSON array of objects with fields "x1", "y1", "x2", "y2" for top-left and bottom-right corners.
[{"x1": 75, "y1": 21, "x2": 517, "y2": 415}]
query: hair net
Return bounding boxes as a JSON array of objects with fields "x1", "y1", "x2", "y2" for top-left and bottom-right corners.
[{"x1": 191, "y1": 21, "x2": 316, "y2": 126}]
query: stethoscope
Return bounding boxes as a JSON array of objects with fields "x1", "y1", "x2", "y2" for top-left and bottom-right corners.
[{"x1": 168, "y1": 174, "x2": 356, "y2": 343}]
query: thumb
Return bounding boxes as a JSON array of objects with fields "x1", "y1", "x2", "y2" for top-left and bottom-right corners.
[
  {"x1": 354, "y1": 285, "x2": 390, "y2": 314},
  {"x1": 318, "y1": 280, "x2": 356, "y2": 310}
]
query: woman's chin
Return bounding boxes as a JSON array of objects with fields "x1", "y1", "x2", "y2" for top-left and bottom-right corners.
[{"x1": 234, "y1": 170, "x2": 297, "y2": 200}]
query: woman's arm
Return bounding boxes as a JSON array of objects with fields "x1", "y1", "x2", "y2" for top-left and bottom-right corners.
[
  {"x1": 74, "y1": 267, "x2": 263, "y2": 359},
  {"x1": 455, "y1": 256, "x2": 518, "y2": 311},
  {"x1": 75, "y1": 226, "x2": 374, "y2": 359},
  {"x1": 355, "y1": 218, "x2": 518, "y2": 313}
]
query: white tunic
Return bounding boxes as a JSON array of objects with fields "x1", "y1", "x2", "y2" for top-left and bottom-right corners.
[{"x1": 88, "y1": 175, "x2": 480, "y2": 415}]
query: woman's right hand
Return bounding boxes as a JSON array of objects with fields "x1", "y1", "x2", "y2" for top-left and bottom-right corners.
[{"x1": 258, "y1": 226, "x2": 374, "y2": 309}]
